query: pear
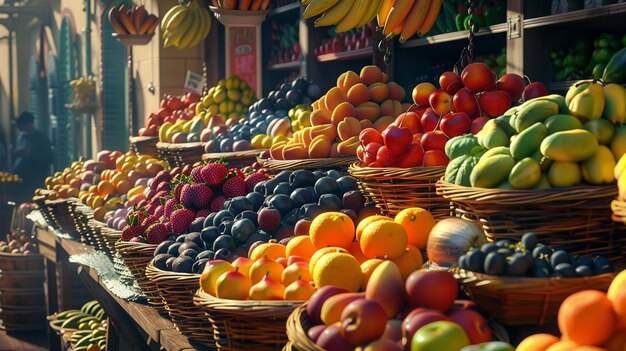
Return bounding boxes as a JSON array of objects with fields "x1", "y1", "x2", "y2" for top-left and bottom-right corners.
[
  {"x1": 249, "y1": 256, "x2": 284, "y2": 284},
  {"x1": 199, "y1": 260, "x2": 233, "y2": 296},
  {"x1": 284, "y1": 279, "x2": 316, "y2": 301},
  {"x1": 215, "y1": 268, "x2": 251, "y2": 300},
  {"x1": 248, "y1": 274, "x2": 285, "y2": 300},
  {"x1": 365, "y1": 261, "x2": 406, "y2": 318}
]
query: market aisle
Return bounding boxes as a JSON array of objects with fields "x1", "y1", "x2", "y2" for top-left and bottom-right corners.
[{"x1": 0, "y1": 330, "x2": 48, "y2": 351}]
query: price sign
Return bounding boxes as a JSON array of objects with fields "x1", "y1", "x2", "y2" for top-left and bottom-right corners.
[
  {"x1": 184, "y1": 71, "x2": 206, "y2": 95},
  {"x1": 228, "y1": 26, "x2": 258, "y2": 94}
]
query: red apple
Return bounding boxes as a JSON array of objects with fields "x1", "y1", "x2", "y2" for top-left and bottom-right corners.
[
  {"x1": 317, "y1": 325, "x2": 354, "y2": 351},
  {"x1": 461, "y1": 63, "x2": 496, "y2": 93},
  {"x1": 470, "y1": 116, "x2": 490, "y2": 134},
  {"x1": 307, "y1": 286, "x2": 349, "y2": 325},
  {"x1": 376, "y1": 146, "x2": 397, "y2": 167},
  {"x1": 383, "y1": 319, "x2": 403, "y2": 342},
  {"x1": 402, "y1": 309, "x2": 451, "y2": 351},
  {"x1": 428, "y1": 90, "x2": 453, "y2": 116},
  {"x1": 382, "y1": 126, "x2": 413, "y2": 155},
  {"x1": 497, "y1": 73, "x2": 525, "y2": 102},
  {"x1": 439, "y1": 71, "x2": 463, "y2": 94},
  {"x1": 446, "y1": 309, "x2": 492, "y2": 344},
  {"x1": 522, "y1": 82, "x2": 548, "y2": 102},
  {"x1": 440, "y1": 112, "x2": 471, "y2": 138},
  {"x1": 452, "y1": 88, "x2": 479, "y2": 116},
  {"x1": 308, "y1": 325, "x2": 326, "y2": 343},
  {"x1": 340, "y1": 299, "x2": 388, "y2": 345},
  {"x1": 420, "y1": 131, "x2": 448, "y2": 152},
  {"x1": 420, "y1": 108, "x2": 441, "y2": 132},
  {"x1": 394, "y1": 112, "x2": 422, "y2": 134},
  {"x1": 478, "y1": 90, "x2": 511, "y2": 117},
  {"x1": 359, "y1": 128, "x2": 384, "y2": 146},
  {"x1": 422, "y1": 150, "x2": 449, "y2": 167},
  {"x1": 412, "y1": 82, "x2": 437, "y2": 106},
  {"x1": 364, "y1": 142, "x2": 382, "y2": 164},
  {"x1": 405, "y1": 271, "x2": 459, "y2": 312},
  {"x1": 397, "y1": 144, "x2": 424, "y2": 168},
  {"x1": 412, "y1": 133, "x2": 424, "y2": 144}
]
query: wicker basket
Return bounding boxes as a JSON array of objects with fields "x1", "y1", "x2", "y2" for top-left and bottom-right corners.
[
  {"x1": 129, "y1": 136, "x2": 159, "y2": 157},
  {"x1": 45, "y1": 198, "x2": 78, "y2": 234},
  {"x1": 194, "y1": 288, "x2": 302, "y2": 351},
  {"x1": 101, "y1": 226, "x2": 122, "y2": 252},
  {"x1": 145, "y1": 263, "x2": 213, "y2": 344},
  {"x1": 437, "y1": 180, "x2": 626, "y2": 261},
  {"x1": 260, "y1": 156, "x2": 359, "y2": 175},
  {"x1": 114, "y1": 240, "x2": 165, "y2": 312},
  {"x1": 0, "y1": 261, "x2": 46, "y2": 331},
  {"x1": 87, "y1": 219, "x2": 114, "y2": 258},
  {"x1": 349, "y1": 163, "x2": 449, "y2": 219},
  {"x1": 202, "y1": 149, "x2": 264, "y2": 169},
  {"x1": 157, "y1": 142, "x2": 204, "y2": 169},
  {"x1": 32, "y1": 191, "x2": 55, "y2": 225},
  {"x1": 285, "y1": 303, "x2": 509, "y2": 351},
  {"x1": 454, "y1": 268, "x2": 617, "y2": 326}
]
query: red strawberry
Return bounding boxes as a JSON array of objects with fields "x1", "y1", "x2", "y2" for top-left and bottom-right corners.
[
  {"x1": 170, "y1": 208, "x2": 195, "y2": 234},
  {"x1": 245, "y1": 172, "x2": 269, "y2": 193},
  {"x1": 230, "y1": 168, "x2": 245, "y2": 179},
  {"x1": 142, "y1": 215, "x2": 158, "y2": 227},
  {"x1": 190, "y1": 165, "x2": 204, "y2": 183},
  {"x1": 165, "y1": 222, "x2": 172, "y2": 233},
  {"x1": 121, "y1": 224, "x2": 145, "y2": 241},
  {"x1": 180, "y1": 183, "x2": 214, "y2": 210},
  {"x1": 145, "y1": 223, "x2": 169, "y2": 244},
  {"x1": 196, "y1": 210, "x2": 210, "y2": 218},
  {"x1": 210, "y1": 195, "x2": 227, "y2": 213},
  {"x1": 222, "y1": 175, "x2": 246, "y2": 197},
  {"x1": 201, "y1": 163, "x2": 228, "y2": 187},
  {"x1": 164, "y1": 198, "x2": 179, "y2": 218},
  {"x1": 154, "y1": 205, "x2": 164, "y2": 218}
]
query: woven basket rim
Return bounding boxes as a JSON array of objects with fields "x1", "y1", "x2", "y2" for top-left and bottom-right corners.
[
  {"x1": 195, "y1": 288, "x2": 304, "y2": 310},
  {"x1": 455, "y1": 267, "x2": 618, "y2": 286},
  {"x1": 145, "y1": 262, "x2": 199, "y2": 281},
  {"x1": 349, "y1": 162, "x2": 446, "y2": 176},
  {"x1": 0, "y1": 251, "x2": 44, "y2": 259},
  {"x1": 202, "y1": 149, "x2": 265, "y2": 160},
  {"x1": 115, "y1": 239, "x2": 158, "y2": 253},
  {"x1": 129, "y1": 136, "x2": 158, "y2": 142},
  {"x1": 156, "y1": 141, "x2": 205, "y2": 150},
  {"x1": 209, "y1": 6, "x2": 269, "y2": 16}
]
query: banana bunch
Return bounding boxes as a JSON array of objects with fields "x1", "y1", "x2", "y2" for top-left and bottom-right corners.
[
  {"x1": 161, "y1": 0, "x2": 212, "y2": 49},
  {"x1": 303, "y1": 0, "x2": 382, "y2": 32},
  {"x1": 69, "y1": 76, "x2": 96, "y2": 110},
  {"x1": 211, "y1": 0, "x2": 270, "y2": 11},
  {"x1": 49, "y1": 300, "x2": 106, "y2": 330},
  {"x1": 108, "y1": 4, "x2": 159, "y2": 36},
  {"x1": 379, "y1": 0, "x2": 443, "y2": 41}
]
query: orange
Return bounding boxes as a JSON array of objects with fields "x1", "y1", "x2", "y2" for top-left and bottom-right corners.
[
  {"x1": 355, "y1": 215, "x2": 392, "y2": 241},
  {"x1": 608, "y1": 270, "x2": 626, "y2": 326},
  {"x1": 546, "y1": 340, "x2": 580, "y2": 351},
  {"x1": 97, "y1": 180, "x2": 115, "y2": 196},
  {"x1": 517, "y1": 334, "x2": 560, "y2": 351},
  {"x1": 309, "y1": 247, "x2": 346, "y2": 273},
  {"x1": 390, "y1": 245, "x2": 424, "y2": 280},
  {"x1": 360, "y1": 258, "x2": 384, "y2": 291},
  {"x1": 394, "y1": 207, "x2": 436, "y2": 250},
  {"x1": 559, "y1": 290, "x2": 617, "y2": 346},
  {"x1": 309, "y1": 212, "x2": 355, "y2": 249},
  {"x1": 359, "y1": 220, "x2": 408, "y2": 259},
  {"x1": 346, "y1": 241, "x2": 368, "y2": 263},
  {"x1": 312, "y1": 252, "x2": 362, "y2": 292},
  {"x1": 250, "y1": 243, "x2": 286, "y2": 261},
  {"x1": 285, "y1": 236, "x2": 316, "y2": 261}
]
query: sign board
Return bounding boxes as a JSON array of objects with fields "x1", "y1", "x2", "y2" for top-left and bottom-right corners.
[
  {"x1": 228, "y1": 26, "x2": 259, "y2": 95},
  {"x1": 184, "y1": 70, "x2": 206, "y2": 95}
]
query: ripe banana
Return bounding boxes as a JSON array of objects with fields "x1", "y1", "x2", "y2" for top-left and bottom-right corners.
[
  {"x1": 303, "y1": 0, "x2": 341, "y2": 19},
  {"x1": 314, "y1": 0, "x2": 355, "y2": 27},
  {"x1": 356, "y1": 0, "x2": 383, "y2": 27},
  {"x1": 603, "y1": 83, "x2": 626, "y2": 124},
  {"x1": 377, "y1": 0, "x2": 394, "y2": 28},
  {"x1": 383, "y1": 0, "x2": 415, "y2": 36},
  {"x1": 335, "y1": 0, "x2": 369, "y2": 32},
  {"x1": 161, "y1": 0, "x2": 211, "y2": 50},
  {"x1": 416, "y1": 0, "x2": 442, "y2": 35},
  {"x1": 399, "y1": 0, "x2": 429, "y2": 42}
]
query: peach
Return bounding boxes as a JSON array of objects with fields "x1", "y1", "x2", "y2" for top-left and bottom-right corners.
[
  {"x1": 374, "y1": 116, "x2": 394, "y2": 132},
  {"x1": 360, "y1": 65, "x2": 384, "y2": 86},
  {"x1": 368, "y1": 83, "x2": 390, "y2": 103},
  {"x1": 360, "y1": 119, "x2": 374, "y2": 130},
  {"x1": 282, "y1": 143, "x2": 308, "y2": 160},
  {"x1": 292, "y1": 130, "x2": 303, "y2": 144},
  {"x1": 330, "y1": 143, "x2": 340, "y2": 158},
  {"x1": 309, "y1": 135, "x2": 332, "y2": 158},
  {"x1": 347, "y1": 83, "x2": 370, "y2": 106},
  {"x1": 337, "y1": 136, "x2": 360, "y2": 156},
  {"x1": 312, "y1": 99, "x2": 320, "y2": 110},
  {"x1": 270, "y1": 142, "x2": 287, "y2": 160},
  {"x1": 310, "y1": 124, "x2": 338, "y2": 143},
  {"x1": 382, "y1": 72, "x2": 389, "y2": 83},
  {"x1": 318, "y1": 95, "x2": 327, "y2": 110},
  {"x1": 337, "y1": 71, "x2": 361, "y2": 93},
  {"x1": 355, "y1": 102, "x2": 381, "y2": 122},
  {"x1": 380, "y1": 99, "x2": 394, "y2": 117},
  {"x1": 365, "y1": 261, "x2": 405, "y2": 319},
  {"x1": 325, "y1": 87, "x2": 348, "y2": 111},
  {"x1": 392, "y1": 100, "x2": 404, "y2": 117},
  {"x1": 387, "y1": 82, "x2": 406, "y2": 101},
  {"x1": 311, "y1": 109, "x2": 332, "y2": 126},
  {"x1": 337, "y1": 117, "x2": 362, "y2": 141},
  {"x1": 331, "y1": 102, "x2": 356, "y2": 125},
  {"x1": 302, "y1": 127, "x2": 313, "y2": 148}
]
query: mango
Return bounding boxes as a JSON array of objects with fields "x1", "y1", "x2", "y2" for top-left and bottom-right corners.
[
  {"x1": 548, "y1": 161, "x2": 581, "y2": 187},
  {"x1": 540, "y1": 129, "x2": 598, "y2": 162},
  {"x1": 545, "y1": 114, "x2": 583, "y2": 134},
  {"x1": 510, "y1": 122, "x2": 547, "y2": 161},
  {"x1": 320, "y1": 292, "x2": 364, "y2": 325},
  {"x1": 470, "y1": 154, "x2": 516, "y2": 188},
  {"x1": 568, "y1": 82, "x2": 605, "y2": 121},
  {"x1": 509, "y1": 158, "x2": 541, "y2": 189},
  {"x1": 565, "y1": 81, "x2": 590, "y2": 105},
  {"x1": 581, "y1": 145, "x2": 616, "y2": 185},
  {"x1": 365, "y1": 261, "x2": 405, "y2": 319},
  {"x1": 534, "y1": 94, "x2": 569, "y2": 115},
  {"x1": 481, "y1": 146, "x2": 511, "y2": 158},
  {"x1": 477, "y1": 122, "x2": 509, "y2": 149},
  {"x1": 602, "y1": 83, "x2": 626, "y2": 124},
  {"x1": 611, "y1": 125, "x2": 626, "y2": 160},
  {"x1": 534, "y1": 174, "x2": 552, "y2": 190},
  {"x1": 515, "y1": 100, "x2": 559, "y2": 132},
  {"x1": 531, "y1": 149, "x2": 553, "y2": 172},
  {"x1": 583, "y1": 119, "x2": 615, "y2": 145}
]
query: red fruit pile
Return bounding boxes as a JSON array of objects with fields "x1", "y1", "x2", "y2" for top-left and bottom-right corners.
[
  {"x1": 138, "y1": 92, "x2": 201, "y2": 137},
  {"x1": 357, "y1": 63, "x2": 548, "y2": 168}
]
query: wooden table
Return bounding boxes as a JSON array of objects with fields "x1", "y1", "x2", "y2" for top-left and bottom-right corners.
[{"x1": 36, "y1": 224, "x2": 209, "y2": 351}]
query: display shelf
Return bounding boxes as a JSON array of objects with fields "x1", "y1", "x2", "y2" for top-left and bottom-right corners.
[
  {"x1": 399, "y1": 23, "x2": 508, "y2": 49},
  {"x1": 267, "y1": 2, "x2": 300, "y2": 18},
  {"x1": 316, "y1": 46, "x2": 373, "y2": 62},
  {"x1": 267, "y1": 60, "x2": 301, "y2": 71},
  {"x1": 524, "y1": 3, "x2": 626, "y2": 29}
]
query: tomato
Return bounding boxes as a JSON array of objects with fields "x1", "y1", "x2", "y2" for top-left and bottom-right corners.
[
  {"x1": 364, "y1": 142, "x2": 382, "y2": 164},
  {"x1": 376, "y1": 145, "x2": 396, "y2": 167}
]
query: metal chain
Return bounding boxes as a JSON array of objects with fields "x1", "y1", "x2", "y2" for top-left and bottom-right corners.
[{"x1": 454, "y1": 0, "x2": 478, "y2": 73}]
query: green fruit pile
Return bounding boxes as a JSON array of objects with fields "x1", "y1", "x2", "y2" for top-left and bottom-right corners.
[
  {"x1": 551, "y1": 33, "x2": 626, "y2": 81},
  {"x1": 445, "y1": 80, "x2": 626, "y2": 189},
  {"x1": 50, "y1": 300, "x2": 107, "y2": 351}
]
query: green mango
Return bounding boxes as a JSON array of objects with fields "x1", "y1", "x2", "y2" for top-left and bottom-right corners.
[
  {"x1": 533, "y1": 94, "x2": 569, "y2": 114},
  {"x1": 477, "y1": 122, "x2": 509, "y2": 149},
  {"x1": 581, "y1": 145, "x2": 616, "y2": 185},
  {"x1": 509, "y1": 158, "x2": 542, "y2": 189},
  {"x1": 545, "y1": 114, "x2": 583, "y2": 134},
  {"x1": 531, "y1": 149, "x2": 553, "y2": 172},
  {"x1": 611, "y1": 124, "x2": 626, "y2": 160},
  {"x1": 510, "y1": 122, "x2": 547, "y2": 161},
  {"x1": 541, "y1": 129, "x2": 599, "y2": 162},
  {"x1": 470, "y1": 154, "x2": 516, "y2": 188},
  {"x1": 481, "y1": 146, "x2": 511, "y2": 159},
  {"x1": 566, "y1": 81, "x2": 590, "y2": 105},
  {"x1": 189, "y1": 118, "x2": 204, "y2": 134},
  {"x1": 494, "y1": 115, "x2": 517, "y2": 136},
  {"x1": 460, "y1": 341, "x2": 515, "y2": 351},
  {"x1": 602, "y1": 47, "x2": 626, "y2": 84},
  {"x1": 515, "y1": 100, "x2": 559, "y2": 132},
  {"x1": 548, "y1": 161, "x2": 582, "y2": 187},
  {"x1": 583, "y1": 119, "x2": 615, "y2": 145}
]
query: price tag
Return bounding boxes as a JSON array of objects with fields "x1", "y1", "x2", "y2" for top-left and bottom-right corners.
[{"x1": 184, "y1": 71, "x2": 206, "y2": 95}]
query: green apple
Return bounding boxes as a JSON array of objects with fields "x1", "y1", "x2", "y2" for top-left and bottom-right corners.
[
  {"x1": 411, "y1": 321, "x2": 470, "y2": 351},
  {"x1": 460, "y1": 341, "x2": 515, "y2": 351}
]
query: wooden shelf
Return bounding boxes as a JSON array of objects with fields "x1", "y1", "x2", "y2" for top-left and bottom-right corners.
[
  {"x1": 316, "y1": 47, "x2": 373, "y2": 62},
  {"x1": 524, "y1": 3, "x2": 626, "y2": 29},
  {"x1": 267, "y1": 60, "x2": 301, "y2": 70},
  {"x1": 399, "y1": 23, "x2": 507, "y2": 49},
  {"x1": 267, "y1": 2, "x2": 300, "y2": 18}
]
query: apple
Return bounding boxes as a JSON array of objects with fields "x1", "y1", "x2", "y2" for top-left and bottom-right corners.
[
  {"x1": 440, "y1": 112, "x2": 471, "y2": 138},
  {"x1": 307, "y1": 286, "x2": 349, "y2": 325},
  {"x1": 496, "y1": 73, "x2": 525, "y2": 102},
  {"x1": 429, "y1": 90, "x2": 453, "y2": 116},
  {"x1": 394, "y1": 112, "x2": 422, "y2": 134},
  {"x1": 317, "y1": 325, "x2": 354, "y2": 351},
  {"x1": 522, "y1": 82, "x2": 548, "y2": 102},
  {"x1": 376, "y1": 145, "x2": 397, "y2": 167},
  {"x1": 364, "y1": 142, "x2": 382, "y2": 164},
  {"x1": 439, "y1": 71, "x2": 463, "y2": 94},
  {"x1": 382, "y1": 126, "x2": 413, "y2": 155},
  {"x1": 308, "y1": 325, "x2": 326, "y2": 343},
  {"x1": 397, "y1": 144, "x2": 424, "y2": 168},
  {"x1": 446, "y1": 309, "x2": 492, "y2": 344},
  {"x1": 360, "y1": 128, "x2": 384, "y2": 146},
  {"x1": 470, "y1": 117, "x2": 489, "y2": 135},
  {"x1": 422, "y1": 150, "x2": 449, "y2": 167},
  {"x1": 402, "y1": 309, "x2": 451, "y2": 350},
  {"x1": 461, "y1": 63, "x2": 496, "y2": 93},
  {"x1": 340, "y1": 299, "x2": 388, "y2": 345},
  {"x1": 411, "y1": 321, "x2": 470, "y2": 351},
  {"x1": 406, "y1": 271, "x2": 459, "y2": 312},
  {"x1": 382, "y1": 319, "x2": 403, "y2": 342},
  {"x1": 452, "y1": 88, "x2": 479, "y2": 116},
  {"x1": 478, "y1": 90, "x2": 511, "y2": 117},
  {"x1": 412, "y1": 82, "x2": 437, "y2": 106},
  {"x1": 420, "y1": 131, "x2": 448, "y2": 152},
  {"x1": 420, "y1": 108, "x2": 441, "y2": 132}
]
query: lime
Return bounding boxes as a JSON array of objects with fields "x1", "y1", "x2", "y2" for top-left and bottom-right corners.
[
  {"x1": 573, "y1": 53, "x2": 588, "y2": 69},
  {"x1": 592, "y1": 48, "x2": 612, "y2": 63}
]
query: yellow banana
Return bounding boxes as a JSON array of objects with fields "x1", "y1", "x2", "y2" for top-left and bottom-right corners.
[
  {"x1": 377, "y1": 0, "x2": 394, "y2": 28},
  {"x1": 163, "y1": 6, "x2": 188, "y2": 31},
  {"x1": 383, "y1": 0, "x2": 415, "y2": 36},
  {"x1": 399, "y1": 0, "x2": 429, "y2": 42},
  {"x1": 301, "y1": 0, "x2": 312, "y2": 4},
  {"x1": 314, "y1": 0, "x2": 355, "y2": 27},
  {"x1": 603, "y1": 83, "x2": 626, "y2": 124},
  {"x1": 357, "y1": 0, "x2": 383, "y2": 27},
  {"x1": 189, "y1": 9, "x2": 212, "y2": 48},
  {"x1": 160, "y1": 5, "x2": 184, "y2": 30},
  {"x1": 177, "y1": 11, "x2": 199, "y2": 49},
  {"x1": 165, "y1": 10, "x2": 194, "y2": 47},
  {"x1": 335, "y1": 0, "x2": 369, "y2": 32},
  {"x1": 416, "y1": 0, "x2": 442, "y2": 35},
  {"x1": 303, "y1": 0, "x2": 341, "y2": 19}
]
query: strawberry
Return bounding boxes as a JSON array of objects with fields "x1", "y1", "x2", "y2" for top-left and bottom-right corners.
[
  {"x1": 121, "y1": 224, "x2": 145, "y2": 241},
  {"x1": 165, "y1": 222, "x2": 172, "y2": 233},
  {"x1": 180, "y1": 183, "x2": 214, "y2": 210},
  {"x1": 145, "y1": 223, "x2": 169, "y2": 244},
  {"x1": 201, "y1": 162, "x2": 228, "y2": 187},
  {"x1": 164, "y1": 198, "x2": 179, "y2": 218},
  {"x1": 154, "y1": 205, "x2": 164, "y2": 218},
  {"x1": 230, "y1": 168, "x2": 245, "y2": 179},
  {"x1": 245, "y1": 172, "x2": 269, "y2": 193},
  {"x1": 190, "y1": 165, "x2": 204, "y2": 183},
  {"x1": 210, "y1": 195, "x2": 227, "y2": 213},
  {"x1": 196, "y1": 210, "x2": 210, "y2": 218},
  {"x1": 171, "y1": 175, "x2": 192, "y2": 200},
  {"x1": 222, "y1": 175, "x2": 246, "y2": 197},
  {"x1": 142, "y1": 215, "x2": 158, "y2": 227},
  {"x1": 170, "y1": 208, "x2": 195, "y2": 234}
]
